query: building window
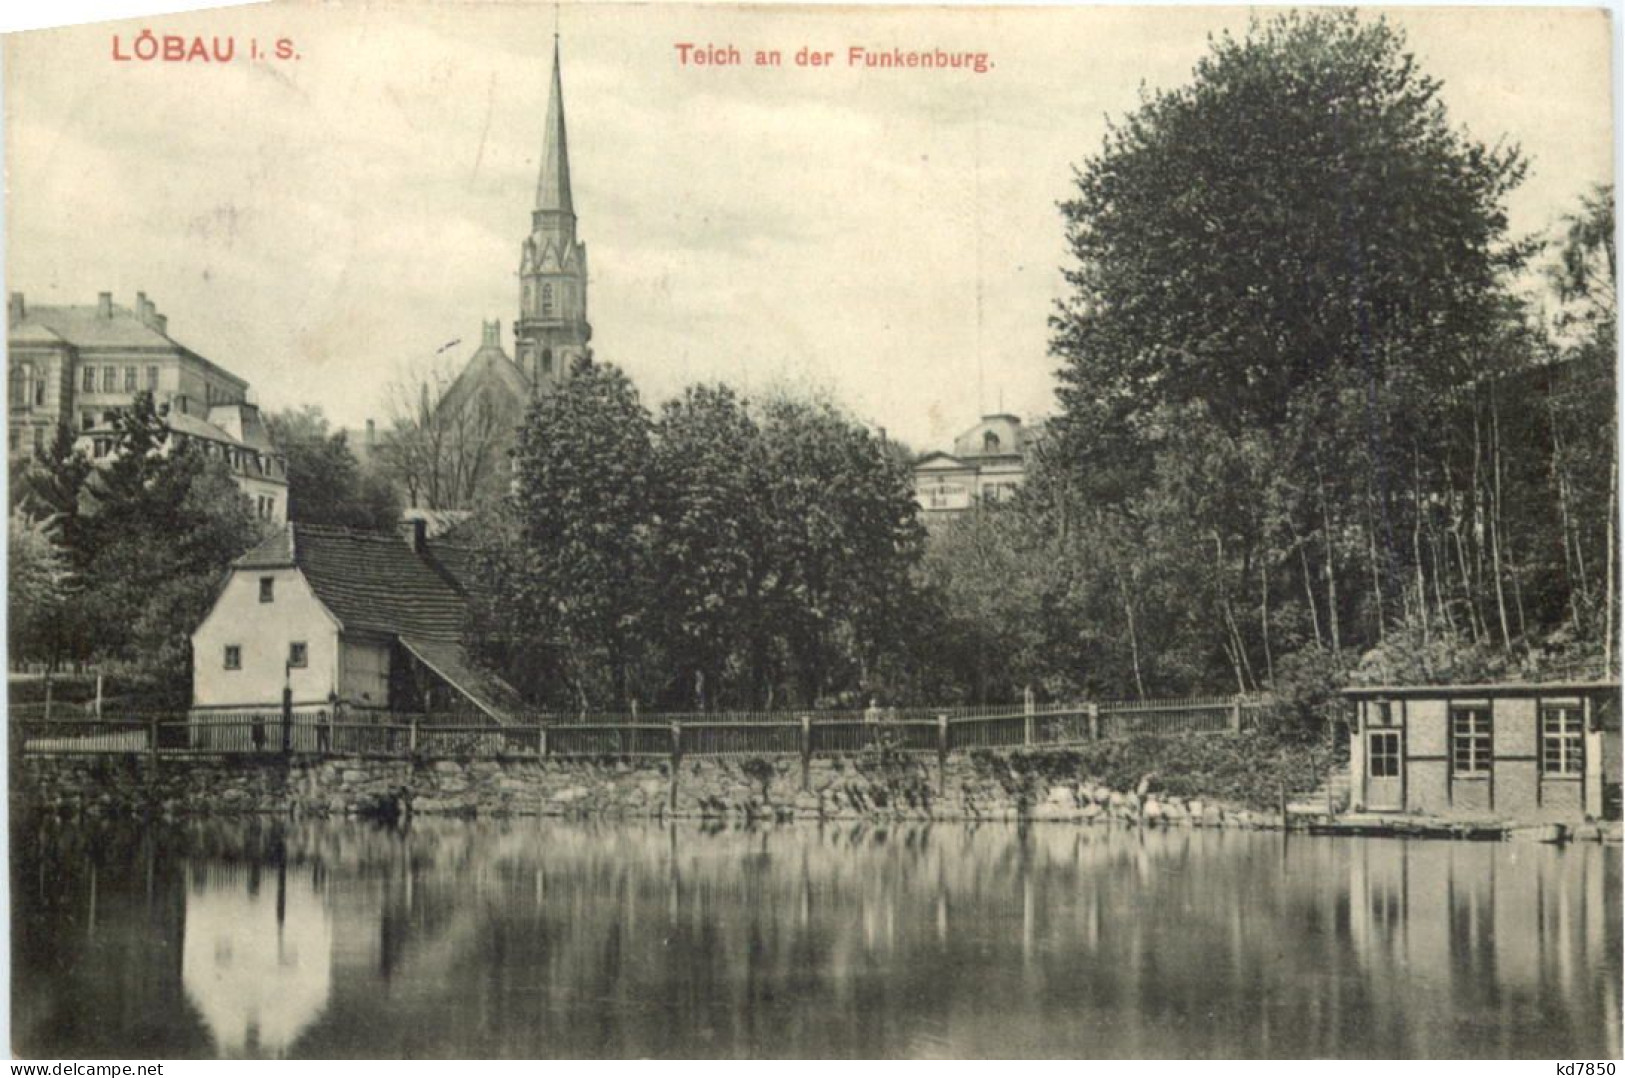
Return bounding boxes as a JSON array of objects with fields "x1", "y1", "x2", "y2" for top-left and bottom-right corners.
[
  {"x1": 1451, "y1": 705, "x2": 1492, "y2": 776},
  {"x1": 81, "y1": 412, "x2": 95, "y2": 431},
  {"x1": 146, "y1": 366, "x2": 159, "y2": 391},
  {"x1": 1368, "y1": 730, "x2": 1400, "y2": 777},
  {"x1": 82, "y1": 366, "x2": 95, "y2": 393},
  {"x1": 288, "y1": 642, "x2": 308, "y2": 668},
  {"x1": 32, "y1": 426, "x2": 43, "y2": 453},
  {"x1": 542, "y1": 283, "x2": 555, "y2": 316},
  {"x1": 259, "y1": 576, "x2": 274, "y2": 603},
  {"x1": 223, "y1": 645, "x2": 241, "y2": 671},
  {"x1": 984, "y1": 431, "x2": 1001, "y2": 453},
  {"x1": 1541, "y1": 704, "x2": 1584, "y2": 776},
  {"x1": 101, "y1": 366, "x2": 115, "y2": 392},
  {"x1": 124, "y1": 366, "x2": 137, "y2": 391},
  {"x1": 8, "y1": 428, "x2": 18, "y2": 452},
  {"x1": 33, "y1": 380, "x2": 45, "y2": 406},
  {"x1": 541, "y1": 349, "x2": 553, "y2": 377}
]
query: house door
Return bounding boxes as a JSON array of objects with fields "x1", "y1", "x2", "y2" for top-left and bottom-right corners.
[{"x1": 1366, "y1": 729, "x2": 1403, "y2": 812}]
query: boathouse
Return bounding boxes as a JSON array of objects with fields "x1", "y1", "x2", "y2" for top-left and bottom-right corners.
[{"x1": 1344, "y1": 681, "x2": 1621, "y2": 822}]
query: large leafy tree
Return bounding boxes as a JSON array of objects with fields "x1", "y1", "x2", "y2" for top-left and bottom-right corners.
[
  {"x1": 266, "y1": 405, "x2": 400, "y2": 530},
  {"x1": 1036, "y1": 10, "x2": 1561, "y2": 699},
  {"x1": 472, "y1": 358, "x2": 656, "y2": 709}
]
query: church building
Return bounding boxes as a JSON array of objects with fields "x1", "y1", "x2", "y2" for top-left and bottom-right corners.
[{"x1": 407, "y1": 39, "x2": 593, "y2": 509}]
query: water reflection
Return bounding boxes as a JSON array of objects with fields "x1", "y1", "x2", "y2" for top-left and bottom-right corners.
[
  {"x1": 12, "y1": 818, "x2": 1621, "y2": 1058},
  {"x1": 180, "y1": 861, "x2": 331, "y2": 1058}
]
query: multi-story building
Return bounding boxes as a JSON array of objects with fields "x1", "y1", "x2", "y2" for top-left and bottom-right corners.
[
  {"x1": 912, "y1": 413, "x2": 1035, "y2": 521},
  {"x1": 7, "y1": 289, "x2": 288, "y2": 521}
]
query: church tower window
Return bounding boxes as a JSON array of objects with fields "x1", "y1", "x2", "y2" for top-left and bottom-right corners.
[{"x1": 542, "y1": 283, "x2": 555, "y2": 317}]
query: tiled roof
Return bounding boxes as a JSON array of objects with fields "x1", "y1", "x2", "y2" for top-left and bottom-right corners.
[
  {"x1": 399, "y1": 637, "x2": 524, "y2": 722},
  {"x1": 15, "y1": 303, "x2": 179, "y2": 350},
  {"x1": 236, "y1": 523, "x2": 469, "y2": 644}
]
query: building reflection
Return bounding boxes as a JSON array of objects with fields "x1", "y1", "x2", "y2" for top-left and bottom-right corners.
[{"x1": 179, "y1": 859, "x2": 332, "y2": 1059}]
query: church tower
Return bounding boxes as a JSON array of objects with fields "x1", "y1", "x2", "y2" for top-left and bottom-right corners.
[{"x1": 515, "y1": 38, "x2": 591, "y2": 390}]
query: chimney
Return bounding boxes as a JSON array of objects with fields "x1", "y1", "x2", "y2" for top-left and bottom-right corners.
[
  {"x1": 136, "y1": 291, "x2": 154, "y2": 327},
  {"x1": 7, "y1": 292, "x2": 22, "y2": 327},
  {"x1": 97, "y1": 292, "x2": 112, "y2": 318},
  {"x1": 365, "y1": 418, "x2": 376, "y2": 446},
  {"x1": 154, "y1": 313, "x2": 168, "y2": 336},
  {"x1": 410, "y1": 517, "x2": 427, "y2": 554}
]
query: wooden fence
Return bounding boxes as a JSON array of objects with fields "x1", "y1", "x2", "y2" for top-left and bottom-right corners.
[{"x1": 12, "y1": 695, "x2": 1266, "y2": 762}]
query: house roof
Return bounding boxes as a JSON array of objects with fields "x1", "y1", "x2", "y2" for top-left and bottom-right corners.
[
  {"x1": 14, "y1": 303, "x2": 177, "y2": 349},
  {"x1": 399, "y1": 636, "x2": 526, "y2": 723},
  {"x1": 235, "y1": 523, "x2": 470, "y2": 645},
  {"x1": 1344, "y1": 680, "x2": 1619, "y2": 698}
]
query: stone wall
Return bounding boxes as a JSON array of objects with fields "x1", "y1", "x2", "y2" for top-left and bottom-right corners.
[{"x1": 14, "y1": 749, "x2": 1283, "y2": 828}]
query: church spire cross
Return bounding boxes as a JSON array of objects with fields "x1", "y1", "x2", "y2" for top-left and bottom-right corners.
[{"x1": 535, "y1": 36, "x2": 573, "y2": 217}]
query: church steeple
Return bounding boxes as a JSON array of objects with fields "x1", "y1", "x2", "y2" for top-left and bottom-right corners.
[
  {"x1": 535, "y1": 37, "x2": 573, "y2": 219},
  {"x1": 515, "y1": 35, "x2": 590, "y2": 390}
]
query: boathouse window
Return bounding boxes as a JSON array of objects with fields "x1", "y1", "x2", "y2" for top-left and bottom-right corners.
[
  {"x1": 223, "y1": 645, "x2": 241, "y2": 671},
  {"x1": 1541, "y1": 704, "x2": 1584, "y2": 776},
  {"x1": 259, "y1": 577, "x2": 274, "y2": 603},
  {"x1": 288, "y1": 642, "x2": 308, "y2": 668},
  {"x1": 1368, "y1": 730, "x2": 1400, "y2": 777},
  {"x1": 1451, "y1": 705, "x2": 1492, "y2": 776}
]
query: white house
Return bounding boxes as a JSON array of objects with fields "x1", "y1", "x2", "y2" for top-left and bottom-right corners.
[
  {"x1": 912, "y1": 414, "x2": 1035, "y2": 522},
  {"x1": 190, "y1": 521, "x2": 520, "y2": 730}
]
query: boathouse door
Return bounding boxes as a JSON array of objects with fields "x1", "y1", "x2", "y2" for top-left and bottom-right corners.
[{"x1": 1366, "y1": 728, "x2": 1403, "y2": 812}]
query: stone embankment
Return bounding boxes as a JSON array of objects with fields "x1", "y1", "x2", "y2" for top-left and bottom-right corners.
[{"x1": 15, "y1": 750, "x2": 1285, "y2": 827}]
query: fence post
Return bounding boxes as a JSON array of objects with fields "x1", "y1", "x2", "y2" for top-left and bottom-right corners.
[
  {"x1": 669, "y1": 722, "x2": 682, "y2": 813},
  {"x1": 538, "y1": 720, "x2": 547, "y2": 760},
  {"x1": 1231, "y1": 694, "x2": 1244, "y2": 734},
  {"x1": 1088, "y1": 702, "x2": 1100, "y2": 741},
  {"x1": 409, "y1": 717, "x2": 419, "y2": 757},
  {"x1": 1024, "y1": 688, "x2": 1035, "y2": 747},
  {"x1": 800, "y1": 714, "x2": 812, "y2": 793},
  {"x1": 281, "y1": 687, "x2": 293, "y2": 755},
  {"x1": 95, "y1": 674, "x2": 103, "y2": 719},
  {"x1": 43, "y1": 674, "x2": 52, "y2": 723},
  {"x1": 148, "y1": 714, "x2": 159, "y2": 761},
  {"x1": 937, "y1": 713, "x2": 949, "y2": 795}
]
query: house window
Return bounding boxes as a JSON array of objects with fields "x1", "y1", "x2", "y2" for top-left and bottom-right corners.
[
  {"x1": 82, "y1": 366, "x2": 95, "y2": 393},
  {"x1": 101, "y1": 366, "x2": 115, "y2": 392},
  {"x1": 223, "y1": 645, "x2": 241, "y2": 671},
  {"x1": 124, "y1": 366, "x2": 137, "y2": 391},
  {"x1": 1451, "y1": 705, "x2": 1492, "y2": 776},
  {"x1": 1368, "y1": 730, "x2": 1400, "y2": 777},
  {"x1": 259, "y1": 577, "x2": 274, "y2": 603},
  {"x1": 32, "y1": 426, "x2": 43, "y2": 453},
  {"x1": 81, "y1": 412, "x2": 95, "y2": 431},
  {"x1": 33, "y1": 380, "x2": 45, "y2": 406},
  {"x1": 1541, "y1": 704, "x2": 1585, "y2": 776},
  {"x1": 984, "y1": 431, "x2": 1001, "y2": 453},
  {"x1": 288, "y1": 642, "x2": 308, "y2": 668},
  {"x1": 146, "y1": 366, "x2": 159, "y2": 391},
  {"x1": 8, "y1": 428, "x2": 18, "y2": 452}
]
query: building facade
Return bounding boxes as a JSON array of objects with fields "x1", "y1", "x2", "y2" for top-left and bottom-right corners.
[
  {"x1": 913, "y1": 414, "x2": 1033, "y2": 520},
  {"x1": 1345, "y1": 681, "x2": 1621, "y2": 822},
  {"x1": 190, "y1": 521, "x2": 520, "y2": 723},
  {"x1": 8, "y1": 289, "x2": 288, "y2": 521}
]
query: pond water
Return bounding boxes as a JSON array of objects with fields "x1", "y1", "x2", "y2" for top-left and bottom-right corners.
[{"x1": 11, "y1": 817, "x2": 1621, "y2": 1059}]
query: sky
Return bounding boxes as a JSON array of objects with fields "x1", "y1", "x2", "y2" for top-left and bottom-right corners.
[{"x1": 3, "y1": 2, "x2": 1615, "y2": 453}]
